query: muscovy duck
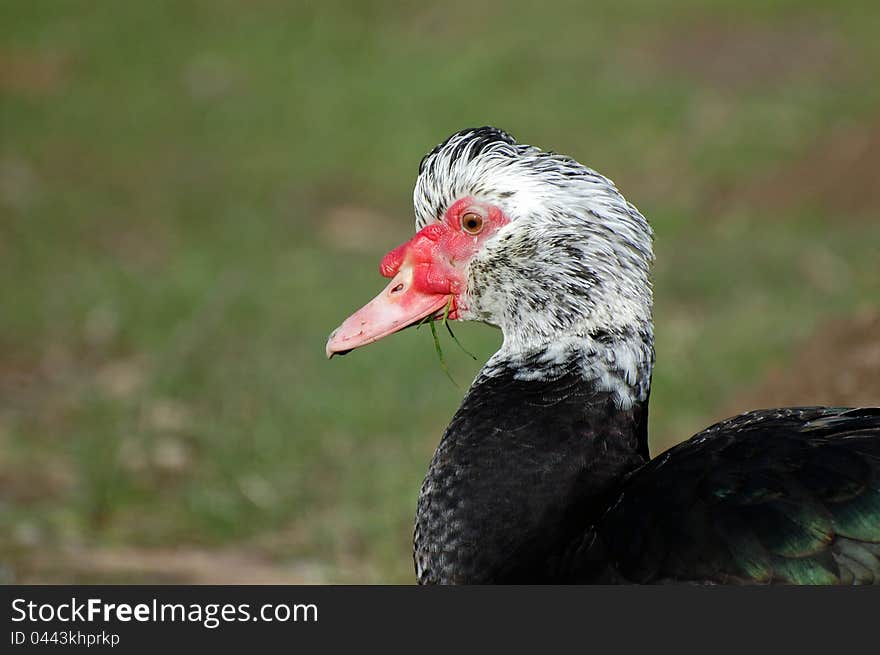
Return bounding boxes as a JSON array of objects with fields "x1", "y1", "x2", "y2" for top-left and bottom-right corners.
[{"x1": 326, "y1": 127, "x2": 880, "y2": 584}]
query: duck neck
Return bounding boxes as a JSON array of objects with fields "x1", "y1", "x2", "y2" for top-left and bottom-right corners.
[
  {"x1": 482, "y1": 327, "x2": 654, "y2": 421},
  {"x1": 414, "y1": 328, "x2": 653, "y2": 584}
]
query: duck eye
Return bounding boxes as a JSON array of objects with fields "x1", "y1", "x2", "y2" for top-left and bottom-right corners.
[{"x1": 461, "y1": 211, "x2": 484, "y2": 234}]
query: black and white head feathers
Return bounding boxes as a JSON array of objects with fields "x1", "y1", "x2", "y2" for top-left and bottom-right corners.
[{"x1": 413, "y1": 127, "x2": 655, "y2": 407}]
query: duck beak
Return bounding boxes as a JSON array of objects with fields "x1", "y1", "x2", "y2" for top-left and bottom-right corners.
[{"x1": 325, "y1": 264, "x2": 450, "y2": 358}]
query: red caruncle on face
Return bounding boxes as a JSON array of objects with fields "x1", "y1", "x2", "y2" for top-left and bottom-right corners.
[
  {"x1": 325, "y1": 197, "x2": 509, "y2": 357},
  {"x1": 380, "y1": 197, "x2": 508, "y2": 315}
]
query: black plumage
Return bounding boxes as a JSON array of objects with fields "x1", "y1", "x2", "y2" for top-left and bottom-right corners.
[
  {"x1": 564, "y1": 407, "x2": 880, "y2": 584},
  {"x1": 413, "y1": 359, "x2": 880, "y2": 584},
  {"x1": 414, "y1": 357, "x2": 647, "y2": 584}
]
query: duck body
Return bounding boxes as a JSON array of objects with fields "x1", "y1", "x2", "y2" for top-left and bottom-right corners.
[
  {"x1": 327, "y1": 126, "x2": 880, "y2": 584},
  {"x1": 414, "y1": 349, "x2": 880, "y2": 585}
]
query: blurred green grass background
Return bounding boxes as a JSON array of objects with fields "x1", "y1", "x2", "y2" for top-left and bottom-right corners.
[{"x1": 2, "y1": 0, "x2": 879, "y2": 583}]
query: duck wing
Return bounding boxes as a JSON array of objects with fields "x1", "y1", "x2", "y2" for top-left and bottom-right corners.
[{"x1": 567, "y1": 407, "x2": 880, "y2": 584}]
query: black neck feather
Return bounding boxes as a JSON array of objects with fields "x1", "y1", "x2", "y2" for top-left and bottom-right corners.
[{"x1": 414, "y1": 352, "x2": 649, "y2": 584}]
